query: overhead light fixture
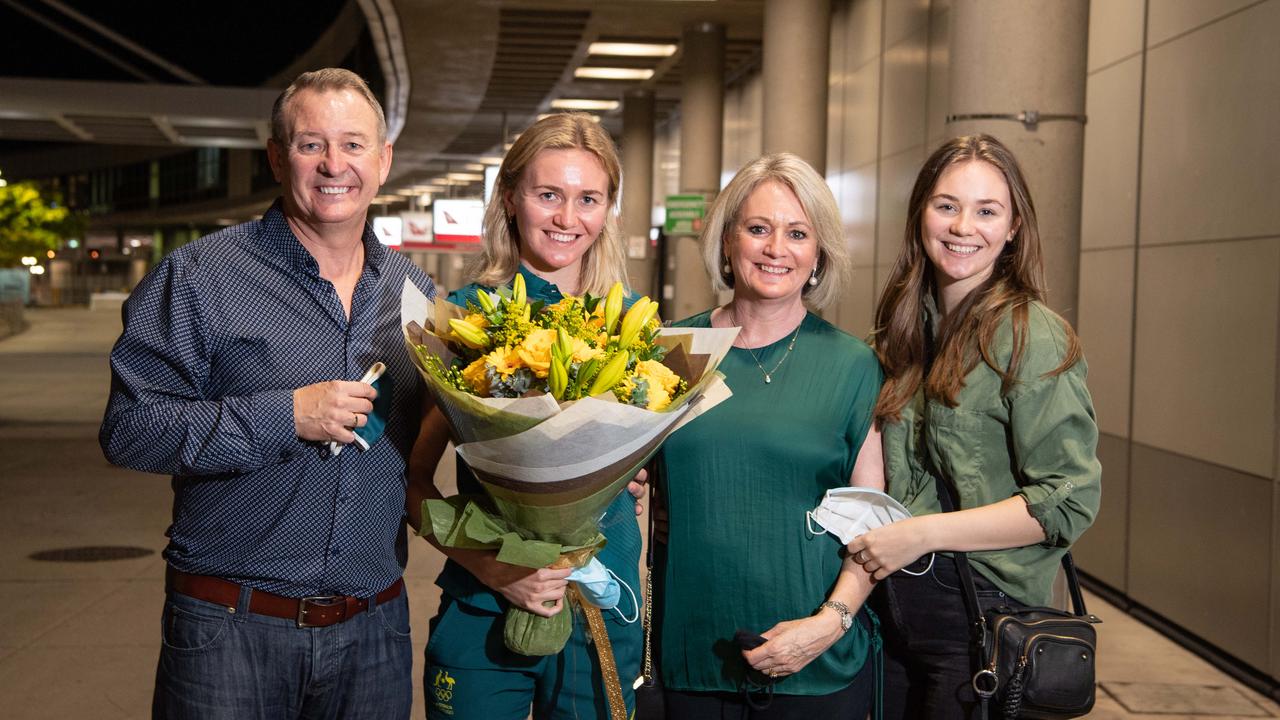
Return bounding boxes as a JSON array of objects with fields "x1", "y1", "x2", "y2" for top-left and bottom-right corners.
[
  {"x1": 588, "y1": 42, "x2": 677, "y2": 57},
  {"x1": 396, "y1": 188, "x2": 420, "y2": 196},
  {"x1": 551, "y1": 98, "x2": 620, "y2": 111},
  {"x1": 463, "y1": 163, "x2": 485, "y2": 171},
  {"x1": 446, "y1": 172, "x2": 485, "y2": 182},
  {"x1": 574, "y1": 67, "x2": 655, "y2": 81},
  {"x1": 479, "y1": 156, "x2": 504, "y2": 165}
]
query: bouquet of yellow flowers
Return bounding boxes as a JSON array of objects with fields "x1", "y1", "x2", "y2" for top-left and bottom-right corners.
[
  {"x1": 424, "y1": 275, "x2": 685, "y2": 411},
  {"x1": 400, "y1": 276, "x2": 736, "y2": 660}
]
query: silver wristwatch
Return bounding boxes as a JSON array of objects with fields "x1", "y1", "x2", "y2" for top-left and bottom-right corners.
[{"x1": 819, "y1": 600, "x2": 853, "y2": 632}]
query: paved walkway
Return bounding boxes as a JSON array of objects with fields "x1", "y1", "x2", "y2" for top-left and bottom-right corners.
[{"x1": 0, "y1": 307, "x2": 1275, "y2": 719}]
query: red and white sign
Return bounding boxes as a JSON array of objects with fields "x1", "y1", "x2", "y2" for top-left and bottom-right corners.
[
  {"x1": 433, "y1": 199, "x2": 484, "y2": 245},
  {"x1": 372, "y1": 216, "x2": 403, "y2": 248},
  {"x1": 401, "y1": 212, "x2": 433, "y2": 249}
]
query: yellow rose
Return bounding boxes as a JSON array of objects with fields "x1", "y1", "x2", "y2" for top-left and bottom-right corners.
[
  {"x1": 461, "y1": 357, "x2": 490, "y2": 396},
  {"x1": 486, "y1": 346, "x2": 524, "y2": 376},
  {"x1": 570, "y1": 336, "x2": 605, "y2": 363},
  {"x1": 516, "y1": 328, "x2": 556, "y2": 378},
  {"x1": 635, "y1": 360, "x2": 680, "y2": 411}
]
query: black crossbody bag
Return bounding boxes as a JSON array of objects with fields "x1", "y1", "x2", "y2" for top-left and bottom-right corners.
[{"x1": 934, "y1": 474, "x2": 1101, "y2": 719}]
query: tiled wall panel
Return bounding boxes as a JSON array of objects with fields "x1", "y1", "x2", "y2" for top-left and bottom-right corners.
[
  {"x1": 1088, "y1": 0, "x2": 1145, "y2": 71},
  {"x1": 1078, "y1": 248, "x2": 1135, "y2": 438},
  {"x1": 879, "y1": 28, "x2": 930, "y2": 158},
  {"x1": 1132, "y1": 238, "x2": 1279, "y2": 478},
  {"x1": 1070, "y1": 433, "x2": 1130, "y2": 591},
  {"x1": 1128, "y1": 443, "x2": 1273, "y2": 670},
  {"x1": 1146, "y1": 0, "x2": 1262, "y2": 47},
  {"x1": 1080, "y1": 56, "x2": 1141, "y2": 251},
  {"x1": 1138, "y1": 1, "x2": 1280, "y2": 246}
]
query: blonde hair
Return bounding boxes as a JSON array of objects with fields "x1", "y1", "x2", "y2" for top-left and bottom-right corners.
[
  {"x1": 467, "y1": 113, "x2": 628, "y2": 296},
  {"x1": 271, "y1": 68, "x2": 386, "y2": 145},
  {"x1": 699, "y1": 152, "x2": 849, "y2": 310}
]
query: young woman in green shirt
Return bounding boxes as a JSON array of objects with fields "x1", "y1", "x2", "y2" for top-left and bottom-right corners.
[
  {"x1": 849, "y1": 135, "x2": 1102, "y2": 718},
  {"x1": 407, "y1": 113, "x2": 645, "y2": 720}
]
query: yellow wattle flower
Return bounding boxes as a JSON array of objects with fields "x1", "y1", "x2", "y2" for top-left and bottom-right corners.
[{"x1": 516, "y1": 328, "x2": 557, "y2": 378}]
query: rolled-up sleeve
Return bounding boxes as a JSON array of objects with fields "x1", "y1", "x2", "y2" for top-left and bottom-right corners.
[
  {"x1": 1006, "y1": 360, "x2": 1102, "y2": 547},
  {"x1": 99, "y1": 257, "x2": 305, "y2": 476}
]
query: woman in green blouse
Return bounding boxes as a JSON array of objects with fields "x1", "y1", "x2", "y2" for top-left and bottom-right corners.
[
  {"x1": 849, "y1": 134, "x2": 1101, "y2": 718},
  {"x1": 655, "y1": 153, "x2": 883, "y2": 718}
]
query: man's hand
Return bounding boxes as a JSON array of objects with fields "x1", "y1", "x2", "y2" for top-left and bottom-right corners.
[
  {"x1": 294, "y1": 381, "x2": 377, "y2": 444},
  {"x1": 627, "y1": 468, "x2": 649, "y2": 516}
]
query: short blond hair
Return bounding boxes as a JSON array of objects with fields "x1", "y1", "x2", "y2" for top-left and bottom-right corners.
[
  {"x1": 271, "y1": 68, "x2": 387, "y2": 145},
  {"x1": 700, "y1": 153, "x2": 848, "y2": 310},
  {"x1": 467, "y1": 113, "x2": 628, "y2": 296}
]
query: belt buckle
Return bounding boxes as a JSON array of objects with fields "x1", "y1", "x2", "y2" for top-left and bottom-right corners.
[{"x1": 297, "y1": 595, "x2": 343, "y2": 628}]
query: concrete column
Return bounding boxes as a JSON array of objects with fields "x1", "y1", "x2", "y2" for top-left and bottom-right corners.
[
  {"x1": 622, "y1": 89, "x2": 657, "y2": 298},
  {"x1": 947, "y1": 0, "x2": 1089, "y2": 325},
  {"x1": 671, "y1": 22, "x2": 724, "y2": 319},
  {"x1": 762, "y1": 0, "x2": 831, "y2": 173}
]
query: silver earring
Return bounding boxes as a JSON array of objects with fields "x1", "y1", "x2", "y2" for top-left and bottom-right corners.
[
  {"x1": 808, "y1": 268, "x2": 819, "y2": 286},
  {"x1": 722, "y1": 259, "x2": 732, "y2": 276}
]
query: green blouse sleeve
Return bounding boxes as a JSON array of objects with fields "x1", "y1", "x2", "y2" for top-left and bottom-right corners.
[{"x1": 1004, "y1": 307, "x2": 1102, "y2": 547}]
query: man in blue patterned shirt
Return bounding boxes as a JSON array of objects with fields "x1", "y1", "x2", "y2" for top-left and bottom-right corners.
[{"x1": 100, "y1": 68, "x2": 434, "y2": 719}]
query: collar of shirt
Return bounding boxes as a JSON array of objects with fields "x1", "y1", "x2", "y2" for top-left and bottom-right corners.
[
  {"x1": 515, "y1": 264, "x2": 563, "y2": 303},
  {"x1": 261, "y1": 199, "x2": 389, "y2": 280}
]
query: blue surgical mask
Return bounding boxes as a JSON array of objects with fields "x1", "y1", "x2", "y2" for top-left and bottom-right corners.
[{"x1": 569, "y1": 557, "x2": 620, "y2": 609}]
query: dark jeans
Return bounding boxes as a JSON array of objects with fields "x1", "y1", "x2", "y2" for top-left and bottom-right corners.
[
  {"x1": 871, "y1": 556, "x2": 1026, "y2": 720},
  {"x1": 153, "y1": 586, "x2": 413, "y2": 720}
]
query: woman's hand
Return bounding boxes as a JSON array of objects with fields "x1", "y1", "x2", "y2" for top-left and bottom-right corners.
[
  {"x1": 742, "y1": 610, "x2": 845, "y2": 678},
  {"x1": 847, "y1": 516, "x2": 933, "y2": 581},
  {"x1": 469, "y1": 555, "x2": 572, "y2": 617}
]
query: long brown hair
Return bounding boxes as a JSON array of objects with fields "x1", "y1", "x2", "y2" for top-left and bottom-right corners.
[
  {"x1": 872, "y1": 134, "x2": 1081, "y2": 423},
  {"x1": 467, "y1": 113, "x2": 628, "y2": 296}
]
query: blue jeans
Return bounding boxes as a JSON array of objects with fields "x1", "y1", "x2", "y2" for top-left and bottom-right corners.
[
  {"x1": 153, "y1": 585, "x2": 413, "y2": 720},
  {"x1": 871, "y1": 556, "x2": 1027, "y2": 720}
]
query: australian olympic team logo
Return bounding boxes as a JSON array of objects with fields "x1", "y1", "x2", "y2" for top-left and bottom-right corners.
[{"x1": 432, "y1": 668, "x2": 456, "y2": 714}]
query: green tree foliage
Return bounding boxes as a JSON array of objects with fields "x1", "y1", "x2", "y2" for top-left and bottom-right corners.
[{"x1": 0, "y1": 182, "x2": 85, "y2": 267}]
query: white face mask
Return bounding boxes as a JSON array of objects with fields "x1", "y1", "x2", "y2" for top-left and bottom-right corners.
[
  {"x1": 806, "y1": 487, "x2": 912, "y2": 544},
  {"x1": 807, "y1": 487, "x2": 935, "y2": 577}
]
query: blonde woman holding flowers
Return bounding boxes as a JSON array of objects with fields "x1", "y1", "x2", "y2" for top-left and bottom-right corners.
[
  {"x1": 653, "y1": 153, "x2": 883, "y2": 718},
  {"x1": 850, "y1": 134, "x2": 1101, "y2": 718},
  {"x1": 407, "y1": 113, "x2": 643, "y2": 720}
]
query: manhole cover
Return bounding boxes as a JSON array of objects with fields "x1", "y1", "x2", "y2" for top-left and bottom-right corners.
[{"x1": 29, "y1": 546, "x2": 155, "y2": 562}]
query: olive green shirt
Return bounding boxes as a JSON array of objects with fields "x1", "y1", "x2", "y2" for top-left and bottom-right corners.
[{"x1": 881, "y1": 299, "x2": 1101, "y2": 606}]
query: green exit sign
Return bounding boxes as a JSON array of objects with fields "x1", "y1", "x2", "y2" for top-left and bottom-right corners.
[{"x1": 664, "y1": 194, "x2": 707, "y2": 235}]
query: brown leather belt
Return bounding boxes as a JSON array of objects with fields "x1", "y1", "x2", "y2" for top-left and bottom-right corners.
[{"x1": 166, "y1": 567, "x2": 404, "y2": 628}]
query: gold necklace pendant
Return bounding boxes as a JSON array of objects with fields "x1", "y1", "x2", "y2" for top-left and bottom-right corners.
[
  {"x1": 744, "y1": 326, "x2": 800, "y2": 383},
  {"x1": 730, "y1": 303, "x2": 802, "y2": 384}
]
